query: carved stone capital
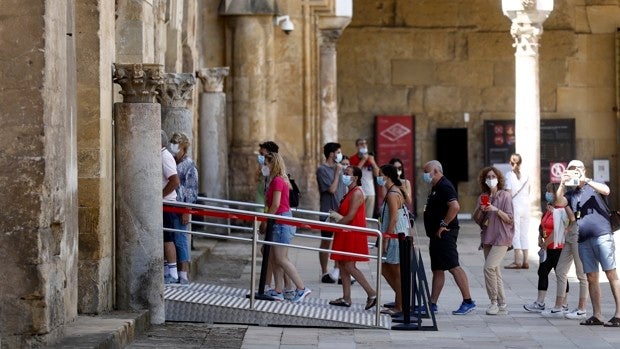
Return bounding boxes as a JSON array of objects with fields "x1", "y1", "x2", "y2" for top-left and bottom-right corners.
[
  {"x1": 319, "y1": 29, "x2": 343, "y2": 53},
  {"x1": 155, "y1": 73, "x2": 196, "y2": 108},
  {"x1": 196, "y1": 67, "x2": 230, "y2": 93},
  {"x1": 510, "y1": 21, "x2": 543, "y2": 55},
  {"x1": 113, "y1": 64, "x2": 165, "y2": 103}
]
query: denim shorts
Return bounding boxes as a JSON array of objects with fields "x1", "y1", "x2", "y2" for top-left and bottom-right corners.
[
  {"x1": 383, "y1": 238, "x2": 400, "y2": 264},
  {"x1": 272, "y1": 211, "x2": 296, "y2": 244},
  {"x1": 174, "y1": 228, "x2": 190, "y2": 263},
  {"x1": 579, "y1": 233, "x2": 616, "y2": 273}
]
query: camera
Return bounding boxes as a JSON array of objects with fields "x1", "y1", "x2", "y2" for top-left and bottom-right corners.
[
  {"x1": 274, "y1": 15, "x2": 294, "y2": 35},
  {"x1": 564, "y1": 169, "x2": 581, "y2": 186}
]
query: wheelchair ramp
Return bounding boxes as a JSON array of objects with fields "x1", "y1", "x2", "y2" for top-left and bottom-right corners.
[{"x1": 165, "y1": 283, "x2": 391, "y2": 329}]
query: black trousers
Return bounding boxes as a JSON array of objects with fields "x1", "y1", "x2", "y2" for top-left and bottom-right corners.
[{"x1": 538, "y1": 248, "x2": 569, "y2": 294}]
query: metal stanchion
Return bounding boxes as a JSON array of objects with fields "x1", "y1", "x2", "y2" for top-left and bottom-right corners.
[
  {"x1": 392, "y1": 233, "x2": 417, "y2": 330},
  {"x1": 250, "y1": 218, "x2": 275, "y2": 301}
]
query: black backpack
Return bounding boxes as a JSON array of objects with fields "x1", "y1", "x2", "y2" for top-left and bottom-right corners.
[{"x1": 288, "y1": 174, "x2": 301, "y2": 208}]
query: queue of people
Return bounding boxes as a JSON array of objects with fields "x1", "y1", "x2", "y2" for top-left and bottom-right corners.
[{"x1": 165, "y1": 133, "x2": 620, "y2": 325}]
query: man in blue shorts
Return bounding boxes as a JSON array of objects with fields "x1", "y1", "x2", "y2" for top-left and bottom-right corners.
[
  {"x1": 559, "y1": 159, "x2": 620, "y2": 327},
  {"x1": 422, "y1": 160, "x2": 476, "y2": 315}
]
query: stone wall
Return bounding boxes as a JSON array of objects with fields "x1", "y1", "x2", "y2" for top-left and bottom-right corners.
[
  {"x1": 0, "y1": 0, "x2": 78, "y2": 346},
  {"x1": 337, "y1": 0, "x2": 620, "y2": 214}
]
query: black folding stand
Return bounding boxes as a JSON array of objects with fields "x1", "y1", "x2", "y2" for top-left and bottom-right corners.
[{"x1": 391, "y1": 232, "x2": 438, "y2": 331}]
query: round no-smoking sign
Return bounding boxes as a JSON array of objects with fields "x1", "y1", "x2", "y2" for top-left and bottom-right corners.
[{"x1": 550, "y1": 162, "x2": 567, "y2": 183}]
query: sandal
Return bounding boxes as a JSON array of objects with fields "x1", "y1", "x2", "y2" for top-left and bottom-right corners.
[
  {"x1": 365, "y1": 296, "x2": 378, "y2": 310},
  {"x1": 580, "y1": 316, "x2": 604, "y2": 326},
  {"x1": 380, "y1": 308, "x2": 402, "y2": 317},
  {"x1": 604, "y1": 317, "x2": 620, "y2": 327},
  {"x1": 504, "y1": 263, "x2": 522, "y2": 269},
  {"x1": 522, "y1": 262, "x2": 529, "y2": 269},
  {"x1": 329, "y1": 298, "x2": 351, "y2": 307}
]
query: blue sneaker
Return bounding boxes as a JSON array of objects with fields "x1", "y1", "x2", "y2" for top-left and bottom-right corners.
[
  {"x1": 291, "y1": 288, "x2": 311, "y2": 303},
  {"x1": 270, "y1": 291, "x2": 284, "y2": 301},
  {"x1": 164, "y1": 275, "x2": 179, "y2": 285},
  {"x1": 452, "y1": 301, "x2": 476, "y2": 315},
  {"x1": 413, "y1": 303, "x2": 438, "y2": 315}
]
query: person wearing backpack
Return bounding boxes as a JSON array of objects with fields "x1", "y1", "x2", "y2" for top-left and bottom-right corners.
[{"x1": 559, "y1": 160, "x2": 620, "y2": 327}]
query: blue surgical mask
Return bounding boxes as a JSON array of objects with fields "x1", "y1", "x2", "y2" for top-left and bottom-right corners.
[
  {"x1": 335, "y1": 153, "x2": 343, "y2": 163},
  {"x1": 376, "y1": 176, "x2": 386, "y2": 187},
  {"x1": 423, "y1": 172, "x2": 432, "y2": 184},
  {"x1": 257, "y1": 154, "x2": 265, "y2": 166},
  {"x1": 342, "y1": 175, "x2": 352, "y2": 186},
  {"x1": 545, "y1": 192, "x2": 554, "y2": 203}
]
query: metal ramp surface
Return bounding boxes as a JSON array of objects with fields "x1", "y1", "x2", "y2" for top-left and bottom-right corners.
[{"x1": 165, "y1": 283, "x2": 391, "y2": 329}]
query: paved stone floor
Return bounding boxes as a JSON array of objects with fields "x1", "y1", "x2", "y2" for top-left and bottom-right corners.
[{"x1": 128, "y1": 219, "x2": 620, "y2": 348}]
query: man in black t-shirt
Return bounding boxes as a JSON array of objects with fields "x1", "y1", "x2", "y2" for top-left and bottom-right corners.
[{"x1": 421, "y1": 160, "x2": 476, "y2": 315}]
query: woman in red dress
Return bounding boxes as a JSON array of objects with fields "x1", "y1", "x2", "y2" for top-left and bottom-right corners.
[{"x1": 328, "y1": 166, "x2": 378, "y2": 310}]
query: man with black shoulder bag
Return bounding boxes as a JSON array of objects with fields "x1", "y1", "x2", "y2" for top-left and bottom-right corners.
[{"x1": 558, "y1": 160, "x2": 620, "y2": 327}]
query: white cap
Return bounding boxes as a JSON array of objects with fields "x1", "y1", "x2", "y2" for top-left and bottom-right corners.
[{"x1": 567, "y1": 160, "x2": 585, "y2": 169}]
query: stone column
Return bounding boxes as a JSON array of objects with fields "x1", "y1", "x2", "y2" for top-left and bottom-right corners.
[
  {"x1": 503, "y1": 1, "x2": 553, "y2": 218},
  {"x1": 228, "y1": 16, "x2": 275, "y2": 202},
  {"x1": 156, "y1": 73, "x2": 196, "y2": 156},
  {"x1": 112, "y1": 63, "x2": 165, "y2": 324},
  {"x1": 318, "y1": 29, "x2": 342, "y2": 144},
  {"x1": 197, "y1": 67, "x2": 230, "y2": 201}
]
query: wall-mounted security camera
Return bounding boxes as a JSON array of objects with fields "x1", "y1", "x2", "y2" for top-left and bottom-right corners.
[{"x1": 274, "y1": 15, "x2": 294, "y2": 35}]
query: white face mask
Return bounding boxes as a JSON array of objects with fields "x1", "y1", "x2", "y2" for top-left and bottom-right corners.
[
  {"x1": 261, "y1": 165, "x2": 270, "y2": 177},
  {"x1": 335, "y1": 152, "x2": 343, "y2": 163},
  {"x1": 358, "y1": 147, "x2": 368, "y2": 155},
  {"x1": 485, "y1": 178, "x2": 498, "y2": 189},
  {"x1": 169, "y1": 143, "x2": 179, "y2": 155},
  {"x1": 397, "y1": 170, "x2": 402, "y2": 177}
]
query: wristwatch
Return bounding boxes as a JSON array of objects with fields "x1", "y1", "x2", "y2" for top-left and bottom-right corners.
[{"x1": 440, "y1": 220, "x2": 449, "y2": 228}]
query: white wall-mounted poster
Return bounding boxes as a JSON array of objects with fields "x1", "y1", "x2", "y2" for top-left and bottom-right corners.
[{"x1": 593, "y1": 159, "x2": 610, "y2": 182}]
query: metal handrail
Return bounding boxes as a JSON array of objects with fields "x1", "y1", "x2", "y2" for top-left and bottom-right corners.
[
  {"x1": 195, "y1": 196, "x2": 382, "y2": 247},
  {"x1": 163, "y1": 200, "x2": 385, "y2": 327}
]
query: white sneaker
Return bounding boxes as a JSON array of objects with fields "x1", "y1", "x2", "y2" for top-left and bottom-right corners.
[
  {"x1": 497, "y1": 304, "x2": 509, "y2": 315},
  {"x1": 486, "y1": 303, "x2": 499, "y2": 315},
  {"x1": 565, "y1": 308, "x2": 587, "y2": 320},
  {"x1": 541, "y1": 305, "x2": 568, "y2": 317},
  {"x1": 523, "y1": 301, "x2": 545, "y2": 313}
]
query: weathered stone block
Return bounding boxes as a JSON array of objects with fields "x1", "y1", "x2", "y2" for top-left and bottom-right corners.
[
  {"x1": 436, "y1": 61, "x2": 494, "y2": 87},
  {"x1": 467, "y1": 32, "x2": 514, "y2": 61},
  {"x1": 391, "y1": 59, "x2": 435, "y2": 86},
  {"x1": 567, "y1": 59, "x2": 615, "y2": 86},
  {"x1": 557, "y1": 87, "x2": 615, "y2": 112}
]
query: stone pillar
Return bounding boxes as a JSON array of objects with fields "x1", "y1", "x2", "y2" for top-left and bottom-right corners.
[
  {"x1": 0, "y1": 1, "x2": 79, "y2": 346},
  {"x1": 115, "y1": 0, "x2": 156, "y2": 64},
  {"x1": 156, "y1": 73, "x2": 196, "y2": 157},
  {"x1": 197, "y1": 67, "x2": 230, "y2": 202},
  {"x1": 228, "y1": 16, "x2": 275, "y2": 202},
  {"x1": 318, "y1": 29, "x2": 342, "y2": 144},
  {"x1": 75, "y1": 0, "x2": 115, "y2": 315},
  {"x1": 112, "y1": 63, "x2": 165, "y2": 324},
  {"x1": 503, "y1": 1, "x2": 553, "y2": 218},
  {"x1": 165, "y1": 0, "x2": 183, "y2": 73}
]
